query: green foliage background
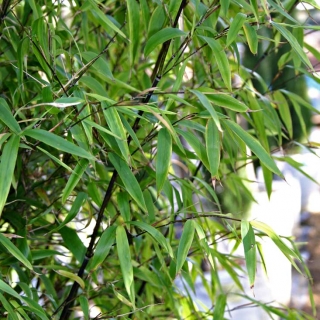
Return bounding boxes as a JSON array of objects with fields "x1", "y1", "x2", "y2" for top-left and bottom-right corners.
[{"x1": 0, "y1": 0, "x2": 319, "y2": 319}]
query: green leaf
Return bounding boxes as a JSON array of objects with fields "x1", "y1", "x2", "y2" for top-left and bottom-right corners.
[
  {"x1": 23, "y1": 129, "x2": 95, "y2": 160},
  {"x1": 109, "y1": 153, "x2": 147, "y2": 212},
  {"x1": 223, "y1": 120, "x2": 282, "y2": 177},
  {"x1": 0, "y1": 134, "x2": 20, "y2": 217},
  {"x1": 250, "y1": 0, "x2": 259, "y2": 23},
  {"x1": 213, "y1": 294, "x2": 227, "y2": 320},
  {"x1": 59, "y1": 227, "x2": 86, "y2": 263},
  {"x1": 250, "y1": 220, "x2": 302, "y2": 272},
  {"x1": 0, "y1": 233, "x2": 32, "y2": 270},
  {"x1": 190, "y1": 90, "x2": 222, "y2": 132},
  {"x1": 55, "y1": 270, "x2": 85, "y2": 289},
  {"x1": 79, "y1": 296, "x2": 90, "y2": 320},
  {"x1": 0, "y1": 98, "x2": 21, "y2": 134},
  {"x1": 82, "y1": 51, "x2": 113, "y2": 80},
  {"x1": 54, "y1": 192, "x2": 87, "y2": 231},
  {"x1": 88, "y1": 226, "x2": 116, "y2": 270},
  {"x1": 127, "y1": 0, "x2": 140, "y2": 66},
  {"x1": 199, "y1": 36, "x2": 231, "y2": 91},
  {"x1": 144, "y1": 27, "x2": 187, "y2": 57},
  {"x1": 0, "y1": 279, "x2": 23, "y2": 300},
  {"x1": 271, "y1": 22, "x2": 313, "y2": 70},
  {"x1": 103, "y1": 106, "x2": 130, "y2": 164},
  {"x1": 61, "y1": 159, "x2": 89, "y2": 204},
  {"x1": 241, "y1": 221, "x2": 256, "y2": 288},
  {"x1": 129, "y1": 221, "x2": 174, "y2": 258},
  {"x1": 156, "y1": 128, "x2": 172, "y2": 195},
  {"x1": 116, "y1": 225, "x2": 135, "y2": 308},
  {"x1": 176, "y1": 220, "x2": 195, "y2": 276},
  {"x1": 226, "y1": 13, "x2": 247, "y2": 47},
  {"x1": 205, "y1": 92, "x2": 248, "y2": 112},
  {"x1": 87, "y1": 0, "x2": 127, "y2": 39},
  {"x1": 117, "y1": 192, "x2": 131, "y2": 222},
  {"x1": 243, "y1": 23, "x2": 258, "y2": 54},
  {"x1": 206, "y1": 119, "x2": 220, "y2": 178}
]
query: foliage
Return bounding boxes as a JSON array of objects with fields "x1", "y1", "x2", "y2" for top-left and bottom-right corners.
[{"x1": 0, "y1": 0, "x2": 319, "y2": 319}]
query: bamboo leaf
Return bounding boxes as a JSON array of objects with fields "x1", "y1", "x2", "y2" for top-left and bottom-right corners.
[
  {"x1": 176, "y1": 220, "x2": 195, "y2": 276},
  {"x1": 129, "y1": 221, "x2": 174, "y2": 258},
  {"x1": 0, "y1": 294, "x2": 20, "y2": 320},
  {"x1": 127, "y1": 0, "x2": 140, "y2": 66},
  {"x1": 0, "y1": 135, "x2": 20, "y2": 217},
  {"x1": 117, "y1": 192, "x2": 131, "y2": 222},
  {"x1": 213, "y1": 294, "x2": 227, "y2": 320},
  {"x1": 144, "y1": 28, "x2": 187, "y2": 57},
  {"x1": 116, "y1": 225, "x2": 135, "y2": 308},
  {"x1": 190, "y1": 90, "x2": 222, "y2": 131},
  {"x1": 55, "y1": 270, "x2": 85, "y2": 289},
  {"x1": 223, "y1": 120, "x2": 282, "y2": 177},
  {"x1": 23, "y1": 129, "x2": 95, "y2": 160},
  {"x1": 206, "y1": 119, "x2": 220, "y2": 178},
  {"x1": 53, "y1": 192, "x2": 87, "y2": 231},
  {"x1": 243, "y1": 23, "x2": 258, "y2": 54},
  {"x1": 250, "y1": 220, "x2": 302, "y2": 273},
  {"x1": 0, "y1": 233, "x2": 32, "y2": 270},
  {"x1": 156, "y1": 128, "x2": 172, "y2": 195},
  {"x1": 79, "y1": 296, "x2": 90, "y2": 320},
  {"x1": 87, "y1": 0, "x2": 127, "y2": 39},
  {"x1": 226, "y1": 13, "x2": 247, "y2": 47},
  {"x1": 199, "y1": 36, "x2": 232, "y2": 91},
  {"x1": 88, "y1": 226, "x2": 116, "y2": 270},
  {"x1": 205, "y1": 92, "x2": 248, "y2": 112},
  {"x1": 104, "y1": 106, "x2": 130, "y2": 164},
  {"x1": 0, "y1": 99, "x2": 21, "y2": 134},
  {"x1": 61, "y1": 159, "x2": 89, "y2": 204},
  {"x1": 271, "y1": 22, "x2": 313, "y2": 69},
  {"x1": 241, "y1": 221, "x2": 256, "y2": 288},
  {"x1": 109, "y1": 153, "x2": 147, "y2": 212}
]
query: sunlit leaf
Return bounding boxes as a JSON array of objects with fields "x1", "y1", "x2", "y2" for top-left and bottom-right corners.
[{"x1": 116, "y1": 225, "x2": 135, "y2": 308}]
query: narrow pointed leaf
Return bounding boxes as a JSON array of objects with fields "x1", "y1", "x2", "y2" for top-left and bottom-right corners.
[
  {"x1": 0, "y1": 233, "x2": 33, "y2": 269},
  {"x1": 176, "y1": 220, "x2": 195, "y2": 275},
  {"x1": 61, "y1": 159, "x2": 89, "y2": 203},
  {"x1": 53, "y1": 192, "x2": 87, "y2": 231},
  {"x1": 199, "y1": 36, "x2": 231, "y2": 91},
  {"x1": 213, "y1": 294, "x2": 227, "y2": 320},
  {"x1": 0, "y1": 98, "x2": 21, "y2": 134},
  {"x1": 190, "y1": 90, "x2": 222, "y2": 131},
  {"x1": 156, "y1": 128, "x2": 172, "y2": 194},
  {"x1": 109, "y1": 153, "x2": 147, "y2": 212},
  {"x1": 223, "y1": 120, "x2": 282, "y2": 177},
  {"x1": 129, "y1": 221, "x2": 174, "y2": 258},
  {"x1": 271, "y1": 22, "x2": 312, "y2": 69},
  {"x1": 104, "y1": 107, "x2": 130, "y2": 164},
  {"x1": 226, "y1": 13, "x2": 247, "y2": 47},
  {"x1": 243, "y1": 23, "x2": 258, "y2": 54},
  {"x1": 117, "y1": 192, "x2": 130, "y2": 222},
  {"x1": 55, "y1": 270, "x2": 85, "y2": 289},
  {"x1": 206, "y1": 119, "x2": 220, "y2": 178},
  {"x1": 23, "y1": 129, "x2": 95, "y2": 160},
  {"x1": 88, "y1": 226, "x2": 116, "y2": 270},
  {"x1": 241, "y1": 221, "x2": 256, "y2": 288},
  {"x1": 116, "y1": 225, "x2": 135, "y2": 307},
  {"x1": 0, "y1": 135, "x2": 20, "y2": 217},
  {"x1": 144, "y1": 28, "x2": 187, "y2": 56},
  {"x1": 127, "y1": 0, "x2": 140, "y2": 66}
]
